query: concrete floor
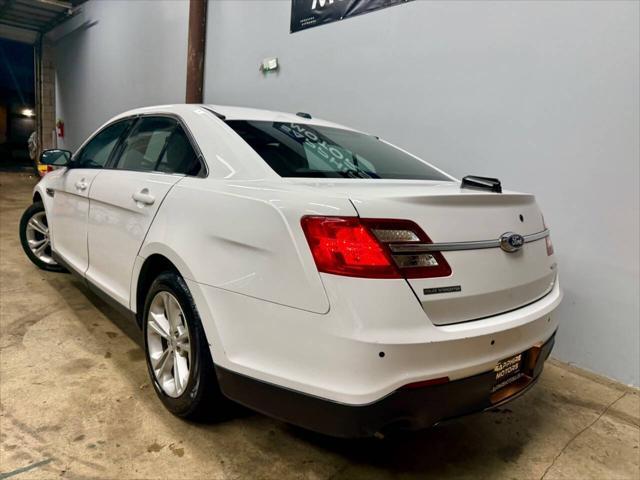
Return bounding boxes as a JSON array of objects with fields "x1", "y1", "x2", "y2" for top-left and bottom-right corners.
[{"x1": 0, "y1": 171, "x2": 638, "y2": 480}]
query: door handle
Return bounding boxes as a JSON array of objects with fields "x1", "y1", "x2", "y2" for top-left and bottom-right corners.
[
  {"x1": 75, "y1": 180, "x2": 88, "y2": 191},
  {"x1": 132, "y1": 189, "x2": 155, "y2": 206}
]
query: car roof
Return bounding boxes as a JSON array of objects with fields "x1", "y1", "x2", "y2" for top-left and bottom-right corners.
[
  {"x1": 205, "y1": 104, "x2": 360, "y2": 131},
  {"x1": 113, "y1": 104, "x2": 363, "y2": 133}
]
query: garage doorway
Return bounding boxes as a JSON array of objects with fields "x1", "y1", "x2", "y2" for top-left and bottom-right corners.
[
  {"x1": 1, "y1": 0, "x2": 84, "y2": 175},
  {"x1": 0, "y1": 37, "x2": 35, "y2": 172}
]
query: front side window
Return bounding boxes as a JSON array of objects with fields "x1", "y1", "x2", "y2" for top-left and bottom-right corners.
[
  {"x1": 73, "y1": 119, "x2": 132, "y2": 169},
  {"x1": 225, "y1": 120, "x2": 451, "y2": 181},
  {"x1": 115, "y1": 117, "x2": 176, "y2": 172}
]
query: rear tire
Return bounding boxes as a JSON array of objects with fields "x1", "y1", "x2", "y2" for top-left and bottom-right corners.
[
  {"x1": 19, "y1": 202, "x2": 65, "y2": 272},
  {"x1": 142, "y1": 271, "x2": 227, "y2": 421}
]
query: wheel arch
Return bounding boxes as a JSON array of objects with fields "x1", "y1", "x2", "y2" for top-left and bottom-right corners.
[
  {"x1": 132, "y1": 244, "x2": 196, "y2": 326},
  {"x1": 32, "y1": 185, "x2": 51, "y2": 213},
  {"x1": 134, "y1": 254, "x2": 179, "y2": 326}
]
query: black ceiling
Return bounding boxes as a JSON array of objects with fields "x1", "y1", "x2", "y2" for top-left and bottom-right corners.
[{"x1": 0, "y1": 0, "x2": 85, "y2": 33}]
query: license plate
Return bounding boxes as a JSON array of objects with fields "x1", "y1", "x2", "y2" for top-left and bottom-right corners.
[{"x1": 492, "y1": 353, "x2": 524, "y2": 393}]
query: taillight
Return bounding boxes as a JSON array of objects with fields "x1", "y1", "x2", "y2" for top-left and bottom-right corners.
[
  {"x1": 545, "y1": 237, "x2": 554, "y2": 256},
  {"x1": 37, "y1": 164, "x2": 53, "y2": 177},
  {"x1": 300, "y1": 217, "x2": 398, "y2": 278},
  {"x1": 542, "y1": 215, "x2": 554, "y2": 256},
  {"x1": 300, "y1": 216, "x2": 452, "y2": 279}
]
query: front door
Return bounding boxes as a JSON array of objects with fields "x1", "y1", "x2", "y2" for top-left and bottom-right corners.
[
  {"x1": 48, "y1": 119, "x2": 133, "y2": 274},
  {"x1": 85, "y1": 116, "x2": 196, "y2": 308}
]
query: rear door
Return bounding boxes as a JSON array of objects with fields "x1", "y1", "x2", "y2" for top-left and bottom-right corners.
[
  {"x1": 48, "y1": 119, "x2": 133, "y2": 273},
  {"x1": 85, "y1": 116, "x2": 204, "y2": 308}
]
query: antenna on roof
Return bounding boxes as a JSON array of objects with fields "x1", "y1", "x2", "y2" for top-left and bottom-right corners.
[{"x1": 296, "y1": 112, "x2": 312, "y2": 119}]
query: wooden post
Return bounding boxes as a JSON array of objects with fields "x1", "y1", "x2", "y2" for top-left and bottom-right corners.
[{"x1": 186, "y1": 0, "x2": 207, "y2": 103}]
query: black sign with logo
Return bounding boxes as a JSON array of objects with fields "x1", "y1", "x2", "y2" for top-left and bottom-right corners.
[{"x1": 291, "y1": 0, "x2": 413, "y2": 33}]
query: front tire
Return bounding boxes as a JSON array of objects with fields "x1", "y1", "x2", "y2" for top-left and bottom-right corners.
[
  {"x1": 142, "y1": 271, "x2": 225, "y2": 421},
  {"x1": 19, "y1": 202, "x2": 65, "y2": 272}
]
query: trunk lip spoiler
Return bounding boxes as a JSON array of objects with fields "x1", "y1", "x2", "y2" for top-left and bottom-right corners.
[
  {"x1": 389, "y1": 229, "x2": 550, "y2": 253},
  {"x1": 461, "y1": 175, "x2": 502, "y2": 193}
]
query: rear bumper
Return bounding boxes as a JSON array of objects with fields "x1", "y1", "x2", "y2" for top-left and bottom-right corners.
[
  {"x1": 189, "y1": 276, "x2": 562, "y2": 405},
  {"x1": 216, "y1": 332, "x2": 555, "y2": 438}
]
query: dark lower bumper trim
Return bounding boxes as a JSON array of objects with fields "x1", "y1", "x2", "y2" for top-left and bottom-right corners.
[{"x1": 215, "y1": 332, "x2": 555, "y2": 438}]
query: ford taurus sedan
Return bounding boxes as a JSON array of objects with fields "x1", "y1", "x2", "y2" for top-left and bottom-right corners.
[{"x1": 19, "y1": 104, "x2": 562, "y2": 437}]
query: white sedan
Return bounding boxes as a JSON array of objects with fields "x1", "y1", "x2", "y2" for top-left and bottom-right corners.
[{"x1": 19, "y1": 104, "x2": 562, "y2": 437}]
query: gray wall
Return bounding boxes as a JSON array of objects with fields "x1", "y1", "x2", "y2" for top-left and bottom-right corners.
[
  {"x1": 205, "y1": 0, "x2": 640, "y2": 386},
  {"x1": 53, "y1": 0, "x2": 189, "y2": 151}
]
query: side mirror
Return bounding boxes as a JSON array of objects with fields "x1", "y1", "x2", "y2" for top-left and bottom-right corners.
[{"x1": 40, "y1": 149, "x2": 72, "y2": 166}]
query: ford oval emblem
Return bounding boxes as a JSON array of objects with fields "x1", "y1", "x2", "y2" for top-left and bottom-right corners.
[{"x1": 500, "y1": 232, "x2": 525, "y2": 253}]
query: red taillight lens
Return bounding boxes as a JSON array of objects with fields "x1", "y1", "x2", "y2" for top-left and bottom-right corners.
[
  {"x1": 300, "y1": 216, "x2": 399, "y2": 278},
  {"x1": 301, "y1": 216, "x2": 452, "y2": 279},
  {"x1": 545, "y1": 236, "x2": 554, "y2": 256}
]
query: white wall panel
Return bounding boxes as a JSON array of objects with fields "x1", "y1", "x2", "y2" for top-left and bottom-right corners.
[{"x1": 53, "y1": 0, "x2": 189, "y2": 151}]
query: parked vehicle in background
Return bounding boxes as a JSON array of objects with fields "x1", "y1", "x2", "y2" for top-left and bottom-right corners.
[
  {"x1": 27, "y1": 131, "x2": 37, "y2": 162},
  {"x1": 19, "y1": 104, "x2": 561, "y2": 437}
]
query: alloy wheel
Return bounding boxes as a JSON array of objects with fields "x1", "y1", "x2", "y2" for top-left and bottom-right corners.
[
  {"x1": 25, "y1": 211, "x2": 57, "y2": 265},
  {"x1": 146, "y1": 291, "x2": 192, "y2": 398}
]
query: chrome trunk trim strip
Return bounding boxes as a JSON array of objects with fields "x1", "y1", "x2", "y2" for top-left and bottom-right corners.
[{"x1": 389, "y1": 229, "x2": 550, "y2": 253}]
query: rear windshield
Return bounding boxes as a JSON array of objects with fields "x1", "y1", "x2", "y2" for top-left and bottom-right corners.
[{"x1": 225, "y1": 120, "x2": 451, "y2": 181}]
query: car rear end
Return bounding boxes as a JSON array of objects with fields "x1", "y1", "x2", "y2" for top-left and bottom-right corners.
[{"x1": 210, "y1": 110, "x2": 562, "y2": 437}]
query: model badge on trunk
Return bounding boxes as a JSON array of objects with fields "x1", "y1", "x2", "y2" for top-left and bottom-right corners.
[
  {"x1": 423, "y1": 286, "x2": 462, "y2": 295},
  {"x1": 500, "y1": 232, "x2": 525, "y2": 252}
]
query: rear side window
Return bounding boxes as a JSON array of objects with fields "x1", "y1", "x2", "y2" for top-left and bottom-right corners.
[
  {"x1": 74, "y1": 120, "x2": 132, "y2": 169},
  {"x1": 115, "y1": 117, "x2": 175, "y2": 172},
  {"x1": 156, "y1": 126, "x2": 203, "y2": 176},
  {"x1": 225, "y1": 120, "x2": 451, "y2": 181}
]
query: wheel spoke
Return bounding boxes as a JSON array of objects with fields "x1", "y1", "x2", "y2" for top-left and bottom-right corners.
[
  {"x1": 168, "y1": 298, "x2": 181, "y2": 331},
  {"x1": 28, "y1": 238, "x2": 47, "y2": 248},
  {"x1": 176, "y1": 331, "x2": 190, "y2": 355},
  {"x1": 174, "y1": 354, "x2": 188, "y2": 393},
  {"x1": 176, "y1": 331, "x2": 189, "y2": 344},
  {"x1": 173, "y1": 354, "x2": 182, "y2": 392},
  {"x1": 28, "y1": 217, "x2": 48, "y2": 235},
  {"x1": 153, "y1": 347, "x2": 172, "y2": 377},
  {"x1": 34, "y1": 239, "x2": 49, "y2": 257},
  {"x1": 148, "y1": 313, "x2": 170, "y2": 339},
  {"x1": 161, "y1": 294, "x2": 177, "y2": 333}
]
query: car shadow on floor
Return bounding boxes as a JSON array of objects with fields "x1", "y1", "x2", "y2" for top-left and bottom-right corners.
[
  {"x1": 56, "y1": 273, "x2": 145, "y2": 348},
  {"x1": 281, "y1": 402, "x2": 541, "y2": 477}
]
